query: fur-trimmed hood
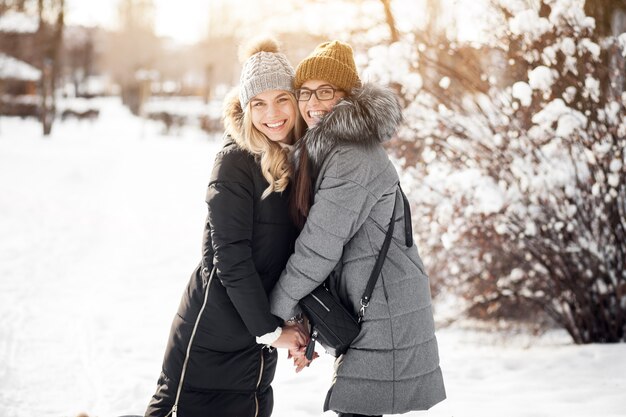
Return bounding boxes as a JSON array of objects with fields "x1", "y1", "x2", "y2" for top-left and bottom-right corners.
[
  {"x1": 222, "y1": 87, "x2": 249, "y2": 151},
  {"x1": 301, "y1": 83, "x2": 403, "y2": 174}
]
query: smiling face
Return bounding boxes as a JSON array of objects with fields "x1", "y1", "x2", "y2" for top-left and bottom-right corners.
[
  {"x1": 298, "y1": 80, "x2": 346, "y2": 127},
  {"x1": 249, "y1": 90, "x2": 297, "y2": 144}
]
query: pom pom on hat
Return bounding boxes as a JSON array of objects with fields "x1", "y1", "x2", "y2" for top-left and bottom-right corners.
[
  {"x1": 238, "y1": 37, "x2": 295, "y2": 108},
  {"x1": 238, "y1": 37, "x2": 280, "y2": 63}
]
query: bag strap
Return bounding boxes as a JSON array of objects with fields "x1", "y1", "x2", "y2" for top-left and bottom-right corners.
[
  {"x1": 399, "y1": 185, "x2": 414, "y2": 247},
  {"x1": 358, "y1": 188, "x2": 398, "y2": 321}
]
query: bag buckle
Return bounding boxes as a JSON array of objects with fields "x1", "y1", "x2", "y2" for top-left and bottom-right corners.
[{"x1": 358, "y1": 298, "x2": 369, "y2": 323}]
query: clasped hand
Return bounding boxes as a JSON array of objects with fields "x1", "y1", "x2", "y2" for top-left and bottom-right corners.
[{"x1": 270, "y1": 320, "x2": 319, "y2": 372}]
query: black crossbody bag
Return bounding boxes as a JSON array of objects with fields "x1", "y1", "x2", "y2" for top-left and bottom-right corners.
[{"x1": 299, "y1": 187, "x2": 413, "y2": 360}]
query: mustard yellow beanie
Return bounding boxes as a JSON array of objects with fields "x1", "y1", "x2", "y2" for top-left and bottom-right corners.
[{"x1": 294, "y1": 40, "x2": 361, "y2": 91}]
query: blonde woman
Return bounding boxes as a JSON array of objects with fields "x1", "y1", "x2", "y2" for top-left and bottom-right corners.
[{"x1": 146, "y1": 38, "x2": 307, "y2": 417}]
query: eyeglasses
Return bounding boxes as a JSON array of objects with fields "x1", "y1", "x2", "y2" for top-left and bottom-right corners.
[{"x1": 295, "y1": 87, "x2": 342, "y2": 102}]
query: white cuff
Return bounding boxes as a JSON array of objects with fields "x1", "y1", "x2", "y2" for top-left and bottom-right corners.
[{"x1": 256, "y1": 326, "x2": 282, "y2": 345}]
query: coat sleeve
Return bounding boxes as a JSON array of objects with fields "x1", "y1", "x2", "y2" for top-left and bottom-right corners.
[
  {"x1": 270, "y1": 156, "x2": 380, "y2": 320},
  {"x1": 207, "y1": 150, "x2": 281, "y2": 337}
]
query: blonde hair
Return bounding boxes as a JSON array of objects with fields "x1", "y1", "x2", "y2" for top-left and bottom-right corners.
[{"x1": 242, "y1": 93, "x2": 304, "y2": 198}]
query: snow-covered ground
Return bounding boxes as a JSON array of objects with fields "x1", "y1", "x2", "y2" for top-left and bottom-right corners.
[{"x1": 1, "y1": 98, "x2": 625, "y2": 417}]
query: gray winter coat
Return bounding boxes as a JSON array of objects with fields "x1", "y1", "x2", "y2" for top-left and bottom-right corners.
[{"x1": 269, "y1": 84, "x2": 446, "y2": 415}]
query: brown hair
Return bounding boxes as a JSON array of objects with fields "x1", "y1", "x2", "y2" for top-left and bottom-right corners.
[
  {"x1": 289, "y1": 142, "x2": 313, "y2": 229},
  {"x1": 289, "y1": 40, "x2": 362, "y2": 227}
]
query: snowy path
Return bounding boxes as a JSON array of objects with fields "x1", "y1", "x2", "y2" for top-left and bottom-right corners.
[{"x1": 1, "y1": 101, "x2": 625, "y2": 417}]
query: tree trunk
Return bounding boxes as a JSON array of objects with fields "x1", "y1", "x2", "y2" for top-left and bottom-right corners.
[
  {"x1": 49, "y1": 0, "x2": 64, "y2": 132},
  {"x1": 37, "y1": 0, "x2": 64, "y2": 136},
  {"x1": 37, "y1": 0, "x2": 50, "y2": 136},
  {"x1": 379, "y1": 0, "x2": 399, "y2": 42}
]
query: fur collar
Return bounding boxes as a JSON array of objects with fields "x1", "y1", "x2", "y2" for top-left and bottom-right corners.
[
  {"x1": 300, "y1": 83, "x2": 403, "y2": 174},
  {"x1": 222, "y1": 87, "x2": 249, "y2": 152}
]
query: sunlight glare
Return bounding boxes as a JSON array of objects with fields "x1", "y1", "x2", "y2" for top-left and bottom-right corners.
[{"x1": 153, "y1": 0, "x2": 208, "y2": 44}]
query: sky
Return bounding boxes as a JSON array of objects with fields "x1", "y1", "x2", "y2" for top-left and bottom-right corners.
[{"x1": 65, "y1": 0, "x2": 209, "y2": 44}]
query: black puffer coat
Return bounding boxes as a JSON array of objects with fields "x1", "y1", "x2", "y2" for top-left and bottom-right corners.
[{"x1": 146, "y1": 91, "x2": 298, "y2": 417}]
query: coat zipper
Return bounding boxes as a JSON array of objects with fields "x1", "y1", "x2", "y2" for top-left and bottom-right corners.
[
  {"x1": 254, "y1": 349, "x2": 265, "y2": 417},
  {"x1": 169, "y1": 266, "x2": 215, "y2": 417}
]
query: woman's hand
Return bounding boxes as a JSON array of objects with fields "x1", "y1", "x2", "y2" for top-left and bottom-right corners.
[
  {"x1": 283, "y1": 315, "x2": 318, "y2": 372},
  {"x1": 270, "y1": 325, "x2": 307, "y2": 350},
  {"x1": 288, "y1": 345, "x2": 319, "y2": 373}
]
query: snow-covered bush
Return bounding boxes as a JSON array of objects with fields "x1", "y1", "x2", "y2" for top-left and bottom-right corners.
[{"x1": 367, "y1": 0, "x2": 626, "y2": 343}]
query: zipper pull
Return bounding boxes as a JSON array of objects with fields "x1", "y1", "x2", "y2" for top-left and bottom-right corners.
[{"x1": 305, "y1": 328, "x2": 317, "y2": 360}]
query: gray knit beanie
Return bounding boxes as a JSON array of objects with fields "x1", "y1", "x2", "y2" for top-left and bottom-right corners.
[{"x1": 238, "y1": 37, "x2": 295, "y2": 109}]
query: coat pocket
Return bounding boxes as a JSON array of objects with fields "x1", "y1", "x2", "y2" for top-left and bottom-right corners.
[{"x1": 195, "y1": 278, "x2": 256, "y2": 352}]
